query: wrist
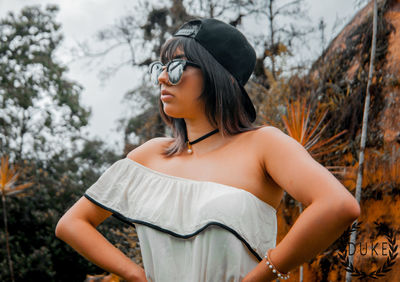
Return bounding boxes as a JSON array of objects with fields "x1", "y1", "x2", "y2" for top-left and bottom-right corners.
[
  {"x1": 125, "y1": 265, "x2": 146, "y2": 281},
  {"x1": 243, "y1": 257, "x2": 279, "y2": 282},
  {"x1": 264, "y1": 248, "x2": 290, "y2": 280}
]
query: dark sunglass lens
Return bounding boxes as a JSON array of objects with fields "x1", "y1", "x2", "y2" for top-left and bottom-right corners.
[
  {"x1": 150, "y1": 63, "x2": 163, "y2": 85},
  {"x1": 168, "y1": 61, "x2": 184, "y2": 84}
]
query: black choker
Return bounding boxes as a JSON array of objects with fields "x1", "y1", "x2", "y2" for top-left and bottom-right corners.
[{"x1": 185, "y1": 128, "x2": 219, "y2": 154}]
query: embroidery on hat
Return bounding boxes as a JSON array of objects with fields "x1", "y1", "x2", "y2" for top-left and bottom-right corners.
[{"x1": 174, "y1": 21, "x2": 201, "y2": 38}]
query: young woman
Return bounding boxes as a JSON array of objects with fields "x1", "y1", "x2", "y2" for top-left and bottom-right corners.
[{"x1": 55, "y1": 18, "x2": 360, "y2": 281}]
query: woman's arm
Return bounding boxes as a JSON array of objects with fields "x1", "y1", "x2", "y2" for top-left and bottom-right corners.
[
  {"x1": 244, "y1": 126, "x2": 360, "y2": 281},
  {"x1": 55, "y1": 196, "x2": 147, "y2": 282}
]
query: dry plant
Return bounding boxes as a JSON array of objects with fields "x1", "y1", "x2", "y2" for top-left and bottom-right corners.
[
  {"x1": 0, "y1": 155, "x2": 34, "y2": 282},
  {"x1": 280, "y1": 98, "x2": 348, "y2": 163}
]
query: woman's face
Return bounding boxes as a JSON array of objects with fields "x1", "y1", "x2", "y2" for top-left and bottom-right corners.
[{"x1": 158, "y1": 49, "x2": 204, "y2": 119}]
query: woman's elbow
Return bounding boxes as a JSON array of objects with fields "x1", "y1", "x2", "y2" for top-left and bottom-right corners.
[
  {"x1": 55, "y1": 216, "x2": 68, "y2": 239},
  {"x1": 339, "y1": 196, "x2": 361, "y2": 223},
  {"x1": 55, "y1": 219, "x2": 63, "y2": 238}
]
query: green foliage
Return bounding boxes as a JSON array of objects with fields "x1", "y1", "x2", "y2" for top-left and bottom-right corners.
[
  {"x1": 0, "y1": 5, "x2": 128, "y2": 281},
  {"x1": 0, "y1": 141, "x2": 123, "y2": 281},
  {"x1": 0, "y1": 5, "x2": 91, "y2": 160}
]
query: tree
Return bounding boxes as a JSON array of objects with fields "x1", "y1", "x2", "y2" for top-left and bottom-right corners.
[
  {"x1": 0, "y1": 5, "x2": 91, "y2": 162},
  {"x1": 0, "y1": 5, "x2": 126, "y2": 281},
  {"x1": 345, "y1": 0, "x2": 377, "y2": 281},
  {"x1": 249, "y1": 0, "x2": 313, "y2": 82},
  {"x1": 0, "y1": 138, "x2": 123, "y2": 281}
]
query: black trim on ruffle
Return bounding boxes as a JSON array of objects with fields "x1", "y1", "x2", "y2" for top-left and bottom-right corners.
[{"x1": 84, "y1": 193, "x2": 262, "y2": 262}]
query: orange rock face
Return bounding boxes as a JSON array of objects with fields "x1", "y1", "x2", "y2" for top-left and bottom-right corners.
[{"x1": 277, "y1": 1, "x2": 400, "y2": 280}]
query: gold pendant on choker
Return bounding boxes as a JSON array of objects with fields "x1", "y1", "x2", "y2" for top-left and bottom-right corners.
[
  {"x1": 187, "y1": 142, "x2": 193, "y2": 154},
  {"x1": 185, "y1": 128, "x2": 219, "y2": 155}
]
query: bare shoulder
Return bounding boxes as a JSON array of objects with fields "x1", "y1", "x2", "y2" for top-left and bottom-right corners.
[
  {"x1": 252, "y1": 125, "x2": 310, "y2": 165},
  {"x1": 228, "y1": 125, "x2": 293, "y2": 159},
  {"x1": 252, "y1": 125, "x2": 294, "y2": 147},
  {"x1": 126, "y1": 137, "x2": 174, "y2": 164},
  {"x1": 254, "y1": 125, "x2": 287, "y2": 138},
  {"x1": 254, "y1": 125, "x2": 305, "y2": 145}
]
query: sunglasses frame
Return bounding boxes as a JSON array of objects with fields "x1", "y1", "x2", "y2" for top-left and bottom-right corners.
[{"x1": 149, "y1": 59, "x2": 201, "y2": 86}]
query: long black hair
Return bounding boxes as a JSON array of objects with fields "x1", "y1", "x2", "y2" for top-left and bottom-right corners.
[{"x1": 158, "y1": 36, "x2": 261, "y2": 157}]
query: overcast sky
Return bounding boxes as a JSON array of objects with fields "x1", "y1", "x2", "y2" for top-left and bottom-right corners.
[{"x1": 0, "y1": 0, "x2": 361, "y2": 154}]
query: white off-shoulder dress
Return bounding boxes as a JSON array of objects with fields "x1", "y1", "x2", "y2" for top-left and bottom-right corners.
[{"x1": 84, "y1": 157, "x2": 277, "y2": 282}]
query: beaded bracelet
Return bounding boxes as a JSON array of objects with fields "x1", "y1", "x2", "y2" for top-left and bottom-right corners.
[{"x1": 264, "y1": 249, "x2": 290, "y2": 280}]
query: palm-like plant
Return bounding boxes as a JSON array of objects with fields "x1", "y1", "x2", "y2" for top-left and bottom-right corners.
[
  {"x1": 0, "y1": 155, "x2": 34, "y2": 282},
  {"x1": 281, "y1": 99, "x2": 347, "y2": 161}
]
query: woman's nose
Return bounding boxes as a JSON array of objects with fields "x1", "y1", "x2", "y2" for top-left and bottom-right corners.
[{"x1": 158, "y1": 66, "x2": 169, "y2": 85}]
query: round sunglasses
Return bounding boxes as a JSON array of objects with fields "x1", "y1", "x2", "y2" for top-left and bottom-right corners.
[{"x1": 149, "y1": 59, "x2": 201, "y2": 86}]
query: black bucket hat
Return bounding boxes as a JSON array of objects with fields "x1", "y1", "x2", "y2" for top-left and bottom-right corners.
[{"x1": 173, "y1": 18, "x2": 257, "y2": 123}]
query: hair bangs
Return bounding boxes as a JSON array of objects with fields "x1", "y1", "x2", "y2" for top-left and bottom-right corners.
[{"x1": 160, "y1": 37, "x2": 185, "y2": 64}]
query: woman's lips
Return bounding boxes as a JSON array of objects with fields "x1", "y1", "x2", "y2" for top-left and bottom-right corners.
[{"x1": 161, "y1": 89, "x2": 174, "y2": 101}]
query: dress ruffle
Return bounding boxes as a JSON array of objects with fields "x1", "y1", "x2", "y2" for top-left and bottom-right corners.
[{"x1": 84, "y1": 157, "x2": 277, "y2": 261}]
